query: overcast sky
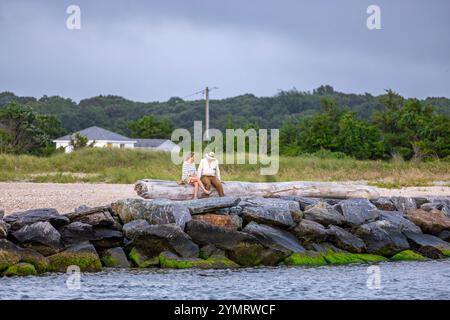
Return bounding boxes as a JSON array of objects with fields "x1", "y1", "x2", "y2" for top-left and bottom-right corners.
[{"x1": 0, "y1": 0, "x2": 449, "y2": 102}]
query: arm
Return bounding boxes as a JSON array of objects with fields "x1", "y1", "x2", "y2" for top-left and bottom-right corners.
[
  {"x1": 197, "y1": 159, "x2": 203, "y2": 178},
  {"x1": 216, "y1": 161, "x2": 221, "y2": 181}
]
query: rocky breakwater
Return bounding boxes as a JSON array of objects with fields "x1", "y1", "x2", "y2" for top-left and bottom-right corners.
[{"x1": 1, "y1": 196, "x2": 450, "y2": 276}]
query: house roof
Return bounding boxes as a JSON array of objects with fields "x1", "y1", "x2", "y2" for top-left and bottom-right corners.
[
  {"x1": 134, "y1": 138, "x2": 168, "y2": 148},
  {"x1": 54, "y1": 126, "x2": 135, "y2": 142}
]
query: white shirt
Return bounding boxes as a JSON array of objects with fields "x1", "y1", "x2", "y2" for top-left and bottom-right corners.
[{"x1": 197, "y1": 158, "x2": 221, "y2": 181}]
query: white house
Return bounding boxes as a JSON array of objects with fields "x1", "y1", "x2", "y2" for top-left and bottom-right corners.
[{"x1": 53, "y1": 126, "x2": 180, "y2": 153}]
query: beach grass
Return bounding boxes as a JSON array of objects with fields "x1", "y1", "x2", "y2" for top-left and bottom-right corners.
[{"x1": 0, "y1": 148, "x2": 449, "y2": 186}]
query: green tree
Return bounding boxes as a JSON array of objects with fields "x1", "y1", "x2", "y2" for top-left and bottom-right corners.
[
  {"x1": 337, "y1": 112, "x2": 384, "y2": 159},
  {"x1": 69, "y1": 133, "x2": 89, "y2": 151},
  {"x1": 0, "y1": 102, "x2": 65, "y2": 155},
  {"x1": 128, "y1": 115, "x2": 174, "y2": 139}
]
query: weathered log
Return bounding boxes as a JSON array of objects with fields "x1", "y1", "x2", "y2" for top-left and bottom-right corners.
[{"x1": 134, "y1": 179, "x2": 380, "y2": 200}]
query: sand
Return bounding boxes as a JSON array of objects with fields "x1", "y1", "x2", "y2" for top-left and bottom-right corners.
[{"x1": 0, "y1": 182, "x2": 449, "y2": 215}]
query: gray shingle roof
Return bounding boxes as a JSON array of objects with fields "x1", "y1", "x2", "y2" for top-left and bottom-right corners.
[
  {"x1": 134, "y1": 139, "x2": 167, "y2": 148},
  {"x1": 55, "y1": 126, "x2": 134, "y2": 142}
]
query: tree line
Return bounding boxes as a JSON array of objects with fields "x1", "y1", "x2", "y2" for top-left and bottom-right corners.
[{"x1": 0, "y1": 87, "x2": 449, "y2": 160}]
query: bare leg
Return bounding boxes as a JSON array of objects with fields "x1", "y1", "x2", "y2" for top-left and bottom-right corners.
[
  {"x1": 191, "y1": 176, "x2": 210, "y2": 194},
  {"x1": 193, "y1": 181, "x2": 199, "y2": 199}
]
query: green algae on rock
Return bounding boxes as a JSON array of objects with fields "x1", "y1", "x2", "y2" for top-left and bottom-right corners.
[
  {"x1": 159, "y1": 251, "x2": 239, "y2": 269},
  {"x1": 390, "y1": 250, "x2": 428, "y2": 261},
  {"x1": 282, "y1": 252, "x2": 327, "y2": 266},
  {"x1": 48, "y1": 242, "x2": 102, "y2": 272},
  {"x1": 128, "y1": 247, "x2": 159, "y2": 268},
  {"x1": 3, "y1": 262, "x2": 37, "y2": 276}
]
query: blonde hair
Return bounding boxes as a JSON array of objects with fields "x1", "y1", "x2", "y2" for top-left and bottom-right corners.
[{"x1": 185, "y1": 152, "x2": 195, "y2": 161}]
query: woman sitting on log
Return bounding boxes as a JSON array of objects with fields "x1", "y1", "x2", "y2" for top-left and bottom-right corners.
[{"x1": 181, "y1": 152, "x2": 211, "y2": 199}]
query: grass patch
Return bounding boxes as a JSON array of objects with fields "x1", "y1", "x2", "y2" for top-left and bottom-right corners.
[{"x1": 0, "y1": 148, "x2": 449, "y2": 186}]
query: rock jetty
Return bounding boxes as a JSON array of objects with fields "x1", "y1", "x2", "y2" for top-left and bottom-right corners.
[{"x1": 1, "y1": 195, "x2": 450, "y2": 276}]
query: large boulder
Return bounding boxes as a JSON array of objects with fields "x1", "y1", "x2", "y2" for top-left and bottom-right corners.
[
  {"x1": 100, "y1": 247, "x2": 131, "y2": 268},
  {"x1": 111, "y1": 198, "x2": 191, "y2": 229},
  {"x1": 185, "y1": 220, "x2": 287, "y2": 266},
  {"x1": 90, "y1": 228, "x2": 124, "y2": 251},
  {"x1": 122, "y1": 219, "x2": 150, "y2": 239},
  {"x1": 125, "y1": 223, "x2": 199, "y2": 258},
  {"x1": 241, "y1": 206, "x2": 295, "y2": 228},
  {"x1": 239, "y1": 197, "x2": 301, "y2": 215},
  {"x1": 438, "y1": 230, "x2": 450, "y2": 242},
  {"x1": 391, "y1": 197, "x2": 417, "y2": 212},
  {"x1": 327, "y1": 225, "x2": 366, "y2": 253},
  {"x1": 4, "y1": 208, "x2": 69, "y2": 231},
  {"x1": 64, "y1": 206, "x2": 116, "y2": 228},
  {"x1": 48, "y1": 242, "x2": 102, "y2": 272},
  {"x1": 371, "y1": 197, "x2": 396, "y2": 211},
  {"x1": 182, "y1": 197, "x2": 241, "y2": 214},
  {"x1": 58, "y1": 222, "x2": 95, "y2": 245},
  {"x1": 403, "y1": 231, "x2": 450, "y2": 259},
  {"x1": 192, "y1": 214, "x2": 242, "y2": 230},
  {"x1": 243, "y1": 222, "x2": 305, "y2": 255},
  {"x1": 406, "y1": 209, "x2": 450, "y2": 235},
  {"x1": 334, "y1": 198, "x2": 379, "y2": 227},
  {"x1": 278, "y1": 196, "x2": 321, "y2": 211},
  {"x1": 355, "y1": 220, "x2": 410, "y2": 257},
  {"x1": 0, "y1": 239, "x2": 21, "y2": 272},
  {"x1": 376, "y1": 211, "x2": 422, "y2": 233},
  {"x1": 0, "y1": 208, "x2": 4, "y2": 219},
  {"x1": 0, "y1": 240, "x2": 48, "y2": 273},
  {"x1": 303, "y1": 202, "x2": 346, "y2": 226},
  {"x1": 0, "y1": 220, "x2": 10, "y2": 238},
  {"x1": 11, "y1": 221, "x2": 62, "y2": 256},
  {"x1": 291, "y1": 219, "x2": 330, "y2": 244}
]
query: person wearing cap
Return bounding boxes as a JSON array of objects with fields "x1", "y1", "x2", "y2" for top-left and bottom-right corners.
[{"x1": 197, "y1": 151, "x2": 225, "y2": 197}]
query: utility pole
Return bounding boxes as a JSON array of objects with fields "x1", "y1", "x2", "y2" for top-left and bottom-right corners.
[{"x1": 204, "y1": 86, "x2": 210, "y2": 140}]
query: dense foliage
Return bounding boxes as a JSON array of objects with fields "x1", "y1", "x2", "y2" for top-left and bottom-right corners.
[{"x1": 0, "y1": 86, "x2": 449, "y2": 160}]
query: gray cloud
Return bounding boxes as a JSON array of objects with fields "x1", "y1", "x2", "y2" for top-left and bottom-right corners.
[{"x1": 0, "y1": 0, "x2": 449, "y2": 102}]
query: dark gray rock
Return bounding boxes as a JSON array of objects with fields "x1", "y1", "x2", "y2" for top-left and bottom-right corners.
[
  {"x1": 111, "y1": 198, "x2": 191, "y2": 229},
  {"x1": 305, "y1": 242, "x2": 343, "y2": 253},
  {"x1": 371, "y1": 197, "x2": 396, "y2": 211},
  {"x1": 122, "y1": 219, "x2": 150, "y2": 239},
  {"x1": 413, "y1": 197, "x2": 430, "y2": 208},
  {"x1": 11, "y1": 221, "x2": 62, "y2": 256},
  {"x1": 438, "y1": 230, "x2": 450, "y2": 242},
  {"x1": 292, "y1": 219, "x2": 330, "y2": 244},
  {"x1": 90, "y1": 228, "x2": 124, "y2": 250},
  {"x1": 403, "y1": 231, "x2": 450, "y2": 259},
  {"x1": 279, "y1": 196, "x2": 321, "y2": 211},
  {"x1": 58, "y1": 222, "x2": 94, "y2": 244},
  {"x1": 0, "y1": 220, "x2": 10, "y2": 238},
  {"x1": 376, "y1": 211, "x2": 422, "y2": 233},
  {"x1": 327, "y1": 225, "x2": 366, "y2": 253},
  {"x1": 200, "y1": 244, "x2": 225, "y2": 259},
  {"x1": 355, "y1": 220, "x2": 410, "y2": 257},
  {"x1": 182, "y1": 197, "x2": 241, "y2": 214},
  {"x1": 216, "y1": 206, "x2": 243, "y2": 216},
  {"x1": 0, "y1": 239, "x2": 22, "y2": 271},
  {"x1": 64, "y1": 206, "x2": 116, "y2": 228},
  {"x1": 241, "y1": 206, "x2": 295, "y2": 228},
  {"x1": 74, "y1": 205, "x2": 90, "y2": 213},
  {"x1": 334, "y1": 198, "x2": 379, "y2": 227},
  {"x1": 100, "y1": 247, "x2": 131, "y2": 268},
  {"x1": 185, "y1": 220, "x2": 288, "y2": 266},
  {"x1": 391, "y1": 197, "x2": 417, "y2": 212},
  {"x1": 240, "y1": 197, "x2": 301, "y2": 214},
  {"x1": 0, "y1": 208, "x2": 4, "y2": 219},
  {"x1": 4, "y1": 208, "x2": 69, "y2": 231},
  {"x1": 126, "y1": 224, "x2": 199, "y2": 258},
  {"x1": 303, "y1": 202, "x2": 346, "y2": 226},
  {"x1": 243, "y1": 221, "x2": 305, "y2": 254}
]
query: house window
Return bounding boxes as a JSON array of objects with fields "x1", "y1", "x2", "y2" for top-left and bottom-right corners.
[{"x1": 120, "y1": 144, "x2": 125, "y2": 149}]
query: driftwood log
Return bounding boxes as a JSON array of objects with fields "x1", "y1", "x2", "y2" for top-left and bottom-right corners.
[{"x1": 135, "y1": 179, "x2": 380, "y2": 200}]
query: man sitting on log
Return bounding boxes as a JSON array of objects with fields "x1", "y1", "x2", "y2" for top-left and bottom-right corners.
[{"x1": 197, "y1": 151, "x2": 225, "y2": 197}]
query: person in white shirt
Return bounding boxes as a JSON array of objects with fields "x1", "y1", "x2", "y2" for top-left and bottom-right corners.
[
  {"x1": 181, "y1": 152, "x2": 211, "y2": 199},
  {"x1": 197, "y1": 151, "x2": 225, "y2": 197}
]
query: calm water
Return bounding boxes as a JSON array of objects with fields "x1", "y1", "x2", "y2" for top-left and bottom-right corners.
[{"x1": 1, "y1": 260, "x2": 449, "y2": 300}]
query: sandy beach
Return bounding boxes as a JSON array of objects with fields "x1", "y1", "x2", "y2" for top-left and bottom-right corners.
[{"x1": 0, "y1": 182, "x2": 449, "y2": 215}]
